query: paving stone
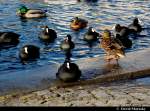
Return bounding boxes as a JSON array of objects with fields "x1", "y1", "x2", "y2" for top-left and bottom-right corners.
[
  {"x1": 129, "y1": 92, "x2": 149, "y2": 100},
  {"x1": 0, "y1": 82, "x2": 150, "y2": 106},
  {"x1": 107, "y1": 99, "x2": 129, "y2": 106}
]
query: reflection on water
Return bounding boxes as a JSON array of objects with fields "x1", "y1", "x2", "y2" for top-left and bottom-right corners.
[{"x1": 0, "y1": 0, "x2": 150, "y2": 74}]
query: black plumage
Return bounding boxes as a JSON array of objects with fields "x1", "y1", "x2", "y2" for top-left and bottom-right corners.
[
  {"x1": 56, "y1": 59, "x2": 81, "y2": 82},
  {"x1": 39, "y1": 26, "x2": 57, "y2": 43},
  {"x1": 19, "y1": 45, "x2": 40, "y2": 61},
  {"x1": 128, "y1": 18, "x2": 142, "y2": 33},
  {"x1": 0, "y1": 32, "x2": 20, "y2": 48},
  {"x1": 84, "y1": 27, "x2": 99, "y2": 42},
  {"x1": 60, "y1": 34, "x2": 75, "y2": 52}
]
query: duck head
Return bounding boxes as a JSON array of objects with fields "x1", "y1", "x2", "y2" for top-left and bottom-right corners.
[
  {"x1": 133, "y1": 18, "x2": 139, "y2": 25},
  {"x1": 72, "y1": 17, "x2": 79, "y2": 24},
  {"x1": 102, "y1": 29, "x2": 111, "y2": 39},
  {"x1": 115, "y1": 24, "x2": 121, "y2": 32},
  {"x1": 17, "y1": 6, "x2": 29, "y2": 15},
  {"x1": 88, "y1": 27, "x2": 95, "y2": 32},
  {"x1": 65, "y1": 34, "x2": 72, "y2": 42},
  {"x1": 64, "y1": 59, "x2": 71, "y2": 69},
  {"x1": 74, "y1": 17, "x2": 79, "y2": 21},
  {"x1": 44, "y1": 26, "x2": 49, "y2": 33}
]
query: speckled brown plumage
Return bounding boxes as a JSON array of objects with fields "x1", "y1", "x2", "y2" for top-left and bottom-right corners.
[{"x1": 100, "y1": 29, "x2": 125, "y2": 62}]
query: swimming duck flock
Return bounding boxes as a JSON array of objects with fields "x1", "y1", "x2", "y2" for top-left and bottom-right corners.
[{"x1": 0, "y1": 1, "x2": 144, "y2": 82}]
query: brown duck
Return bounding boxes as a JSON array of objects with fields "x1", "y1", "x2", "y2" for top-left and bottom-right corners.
[
  {"x1": 70, "y1": 17, "x2": 88, "y2": 31},
  {"x1": 100, "y1": 29, "x2": 125, "y2": 63}
]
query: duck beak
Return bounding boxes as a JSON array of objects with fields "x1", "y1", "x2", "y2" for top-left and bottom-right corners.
[
  {"x1": 46, "y1": 28, "x2": 49, "y2": 33},
  {"x1": 91, "y1": 28, "x2": 95, "y2": 32},
  {"x1": 24, "y1": 47, "x2": 28, "y2": 54},
  {"x1": 138, "y1": 18, "x2": 143, "y2": 25},
  {"x1": 16, "y1": 9, "x2": 20, "y2": 14},
  {"x1": 112, "y1": 25, "x2": 116, "y2": 30},
  {"x1": 16, "y1": 10, "x2": 21, "y2": 15},
  {"x1": 65, "y1": 37, "x2": 69, "y2": 42},
  {"x1": 117, "y1": 53, "x2": 125, "y2": 58},
  {"x1": 67, "y1": 62, "x2": 70, "y2": 69}
]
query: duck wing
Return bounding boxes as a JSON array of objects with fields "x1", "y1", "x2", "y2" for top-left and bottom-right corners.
[
  {"x1": 111, "y1": 37, "x2": 124, "y2": 49},
  {"x1": 28, "y1": 10, "x2": 45, "y2": 14},
  {"x1": 111, "y1": 38, "x2": 125, "y2": 57},
  {"x1": 0, "y1": 32, "x2": 20, "y2": 43}
]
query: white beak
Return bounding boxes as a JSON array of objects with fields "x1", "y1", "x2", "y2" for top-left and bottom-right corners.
[
  {"x1": 91, "y1": 28, "x2": 95, "y2": 32},
  {"x1": 24, "y1": 47, "x2": 28, "y2": 54},
  {"x1": 112, "y1": 25, "x2": 116, "y2": 30},
  {"x1": 117, "y1": 53, "x2": 125, "y2": 58},
  {"x1": 67, "y1": 62, "x2": 70, "y2": 69},
  {"x1": 138, "y1": 18, "x2": 143, "y2": 25},
  {"x1": 46, "y1": 28, "x2": 49, "y2": 33}
]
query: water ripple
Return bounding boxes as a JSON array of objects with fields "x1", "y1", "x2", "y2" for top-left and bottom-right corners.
[{"x1": 0, "y1": 0, "x2": 150, "y2": 74}]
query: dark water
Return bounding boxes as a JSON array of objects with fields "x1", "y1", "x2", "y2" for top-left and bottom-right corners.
[{"x1": 0, "y1": 0, "x2": 150, "y2": 74}]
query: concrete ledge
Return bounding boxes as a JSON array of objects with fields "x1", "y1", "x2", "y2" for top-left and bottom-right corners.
[{"x1": 0, "y1": 48, "x2": 150, "y2": 95}]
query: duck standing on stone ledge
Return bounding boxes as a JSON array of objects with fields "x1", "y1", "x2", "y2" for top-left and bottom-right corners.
[
  {"x1": 100, "y1": 29, "x2": 125, "y2": 63},
  {"x1": 56, "y1": 54, "x2": 81, "y2": 83},
  {"x1": 17, "y1": 5, "x2": 47, "y2": 19}
]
